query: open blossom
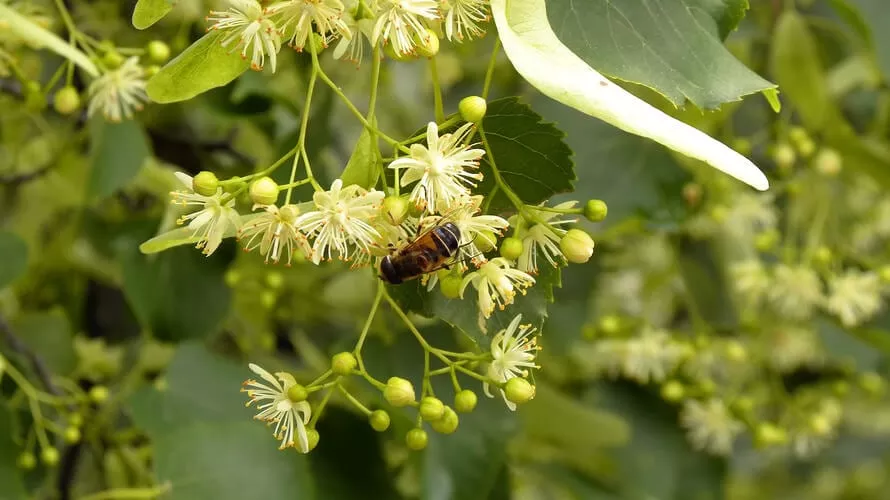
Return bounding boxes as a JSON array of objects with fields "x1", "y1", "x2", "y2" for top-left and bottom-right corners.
[
  {"x1": 424, "y1": 195, "x2": 508, "y2": 264},
  {"x1": 620, "y1": 328, "x2": 685, "y2": 383},
  {"x1": 441, "y1": 0, "x2": 488, "y2": 42},
  {"x1": 86, "y1": 56, "x2": 148, "y2": 122},
  {"x1": 170, "y1": 173, "x2": 241, "y2": 256},
  {"x1": 267, "y1": 0, "x2": 350, "y2": 50},
  {"x1": 729, "y1": 259, "x2": 770, "y2": 310},
  {"x1": 460, "y1": 257, "x2": 535, "y2": 319},
  {"x1": 238, "y1": 204, "x2": 312, "y2": 265},
  {"x1": 333, "y1": 10, "x2": 375, "y2": 64},
  {"x1": 242, "y1": 364, "x2": 311, "y2": 452},
  {"x1": 372, "y1": 0, "x2": 439, "y2": 55},
  {"x1": 207, "y1": 0, "x2": 282, "y2": 72},
  {"x1": 767, "y1": 264, "x2": 824, "y2": 320},
  {"x1": 389, "y1": 122, "x2": 485, "y2": 215},
  {"x1": 294, "y1": 179, "x2": 384, "y2": 264},
  {"x1": 513, "y1": 201, "x2": 577, "y2": 274},
  {"x1": 823, "y1": 269, "x2": 882, "y2": 327},
  {"x1": 680, "y1": 399, "x2": 744, "y2": 456},
  {"x1": 483, "y1": 314, "x2": 539, "y2": 411}
]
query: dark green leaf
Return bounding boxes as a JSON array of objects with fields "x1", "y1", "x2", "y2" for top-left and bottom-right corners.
[
  {"x1": 154, "y1": 421, "x2": 314, "y2": 500},
  {"x1": 88, "y1": 117, "x2": 152, "y2": 200},
  {"x1": 548, "y1": 0, "x2": 775, "y2": 109},
  {"x1": 476, "y1": 97, "x2": 575, "y2": 213},
  {"x1": 0, "y1": 230, "x2": 27, "y2": 289},
  {"x1": 845, "y1": 0, "x2": 890, "y2": 77},
  {"x1": 671, "y1": 233, "x2": 738, "y2": 331},
  {"x1": 147, "y1": 31, "x2": 250, "y2": 104},
  {"x1": 690, "y1": 0, "x2": 749, "y2": 39},
  {"x1": 11, "y1": 309, "x2": 75, "y2": 375},
  {"x1": 340, "y1": 127, "x2": 381, "y2": 189},
  {"x1": 0, "y1": 411, "x2": 26, "y2": 499},
  {"x1": 132, "y1": 0, "x2": 174, "y2": 30},
  {"x1": 770, "y1": 11, "x2": 890, "y2": 187}
]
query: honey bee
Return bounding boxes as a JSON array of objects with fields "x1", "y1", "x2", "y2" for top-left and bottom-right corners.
[{"x1": 379, "y1": 221, "x2": 461, "y2": 284}]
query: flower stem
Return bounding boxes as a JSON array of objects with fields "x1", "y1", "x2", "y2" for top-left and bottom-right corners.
[
  {"x1": 367, "y1": 47, "x2": 388, "y2": 190},
  {"x1": 482, "y1": 39, "x2": 501, "y2": 100},
  {"x1": 477, "y1": 124, "x2": 525, "y2": 212},
  {"x1": 430, "y1": 56, "x2": 445, "y2": 123},
  {"x1": 285, "y1": 57, "x2": 322, "y2": 202},
  {"x1": 338, "y1": 385, "x2": 371, "y2": 415}
]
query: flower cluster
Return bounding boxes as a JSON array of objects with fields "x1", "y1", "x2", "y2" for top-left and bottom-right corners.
[{"x1": 207, "y1": 0, "x2": 493, "y2": 69}]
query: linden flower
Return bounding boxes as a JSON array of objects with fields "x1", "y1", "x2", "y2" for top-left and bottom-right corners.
[
  {"x1": 242, "y1": 363, "x2": 311, "y2": 452},
  {"x1": 823, "y1": 269, "x2": 882, "y2": 327},
  {"x1": 294, "y1": 179, "x2": 384, "y2": 264},
  {"x1": 767, "y1": 264, "x2": 824, "y2": 321},
  {"x1": 769, "y1": 325, "x2": 823, "y2": 373},
  {"x1": 513, "y1": 201, "x2": 577, "y2": 274},
  {"x1": 424, "y1": 195, "x2": 508, "y2": 263},
  {"x1": 460, "y1": 257, "x2": 535, "y2": 319},
  {"x1": 389, "y1": 122, "x2": 485, "y2": 215},
  {"x1": 238, "y1": 204, "x2": 312, "y2": 265},
  {"x1": 729, "y1": 259, "x2": 770, "y2": 310},
  {"x1": 680, "y1": 399, "x2": 744, "y2": 456},
  {"x1": 483, "y1": 314, "x2": 539, "y2": 411},
  {"x1": 372, "y1": 0, "x2": 439, "y2": 56},
  {"x1": 207, "y1": 0, "x2": 282, "y2": 72},
  {"x1": 267, "y1": 0, "x2": 350, "y2": 50},
  {"x1": 620, "y1": 328, "x2": 685, "y2": 384},
  {"x1": 170, "y1": 173, "x2": 241, "y2": 256},
  {"x1": 333, "y1": 10, "x2": 375, "y2": 64},
  {"x1": 441, "y1": 0, "x2": 488, "y2": 42},
  {"x1": 86, "y1": 56, "x2": 148, "y2": 122}
]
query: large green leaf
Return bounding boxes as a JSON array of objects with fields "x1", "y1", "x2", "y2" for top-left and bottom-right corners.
[
  {"x1": 0, "y1": 3, "x2": 98, "y2": 77},
  {"x1": 690, "y1": 0, "x2": 750, "y2": 39},
  {"x1": 147, "y1": 31, "x2": 251, "y2": 104},
  {"x1": 88, "y1": 117, "x2": 152, "y2": 200},
  {"x1": 547, "y1": 0, "x2": 773, "y2": 109},
  {"x1": 770, "y1": 11, "x2": 890, "y2": 186},
  {"x1": 11, "y1": 309, "x2": 75, "y2": 375},
  {"x1": 132, "y1": 0, "x2": 174, "y2": 30},
  {"x1": 476, "y1": 97, "x2": 575, "y2": 213},
  {"x1": 0, "y1": 230, "x2": 27, "y2": 289}
]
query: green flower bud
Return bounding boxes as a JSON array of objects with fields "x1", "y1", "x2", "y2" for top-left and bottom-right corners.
[
  {"x1": 682, "y1": 183, "x2": 703, "y2": 208},
  {"x1": 144, "y1": 65, "x2": 161, "y2": 78},
  {"x1": 430, "y1": 406, "x2": 459, "y2": 434},
  {"x1": 310, "y1": 33, "x2": 327, "y2": 54},
  {"x1": 814, "y1": 148, "x2": 842, "y2": 176},
  {"x1": 474, "y1": 229, "x2": 497, "y2": 253},
  {"x1": 813, "y1": 246, "x2": 832, "y2": 266},
  {"x1": 40, "y1": 448, "x2": 60, "y2": 467},
  {"x1": 287, "y1": 383, "x2": 308, "y2": 403},
  {"x1": 459, "y1": 96, "x2": 487, "y2": 123},
  {"x1": 102, "y1": 50, "x2": 125, "y2": 70},
  {"x1": 560, "y1": 229, "x2": 595, "y2": 264},
  {"x1": 225, "y1": 269, "x2": 241, "y2": 287},
  {"x1": 331, "y1": 352, "x2": 358, "y2": 376},
  {"x1": 64, "y1": 426, "x2": 81, "y2": 444},
  {"x1": 89, "y1": 385, "x2": 109, "y2": 404},
  {"x1": 724, "y1": 340, "x2": 747, "y2": 363},
  {"x1": 754, "y1": 423, "x2": 787, "y2": 448},
  {"x1": 249, "y1": 176, "x2": 279, "y2": 206},
  {"x1": 504, "y1": 378, "x2": 535, "y2": 405},
  {"x1": 414, "y1": 28, "x2": 439, "y2": 58},
  {"x1": 193, "y1": 171, "x2": 220, "y2": 196},
  {"x1": 382, "y1": 196, "x2": 410, "y2": 225},
  {"x1": 306, "y1": 429, "x2": 320, "y2": 452},
  {"x1": 384, "y1": 377, "x2": 416, "y2": 407},
  {"x1": 797, "y1": 137, "x2": 816, "y2": 158},
  {"x1": 419, "y1": 397, "x2": 446, "y2": 421},
  {"x1": 384, "y1": 43, "x2": 416, "y2": 61},
  {"x1": 879, "y1": 266, "x2": 890, "y2": 284},
  {"x1": 265, "y1": 272, "x2": 284, "y2": 289},
  {"x1": 772, "y1": 142, "x2": 796, "y2": 170},
  {"x1": 499, "y1": 237, "x2": 523, "y2": 260},
  {"x1": 598, "y1": 315, "x2": 621, "y2": 336},
  {"x1": 17, "y1": 452, "x2": 36, "y2": 470},
  {"x1": 53, "y1": 86, "x2": 81, "y2": 115},
  {"x1": 146, "y1": 40, "x2": 171, "y2": 63},
  {"x1": 808, "y1": 415, "x2": 832, "y2": 437},
  {"x1": 789, "y1": 126, "x2": 809, "y2": 145},
  {"x1": 369, "y1": 410, "x2": 391, "y2": 432},
  {"x1": 405, "y1": 428, "x2": 428, "y2": 451},
  {"x1": 709, "y1": 205, "x2": 727, "y2": 223},
  {"x1": 697, "y1": 378, "x2": 716, "y2": 396},
  {"x1": 660, "y1": 380, "x2": 685, "y2": 402},
  {"x1": 439, "y1": 274, "x2": 463, "y2": 299},
  {"x1": 24, "y1": 81, "x2": 45, "y2": 112},
  {"x1": 68, "y1": 413, "x2": 83, "y2": 428},
  {"x1": 731, "y1": 397, "x2": 755, "y2": 417},
  {"x1": 454, "y1": 389, "x2": 477, "y2": 413},
  {"x1": 279, "y1": 204, "x2": 301, "y2": 224},
  {"x1": 859, "y1": 372, "x2": 885, "y2": 397},
  {"x1": 731, "y1": 138, "x2": 752, "y2": 156},
  {"x1": 260, "y1": 290, "x2": 277, "y2": 309},
  {"x1": 832, "y1": 380, "x2": 850, "y2": 396},
  {"x1": 583, "y1": 199, "x2": 608, "y2": 222},
  {"x1": 754, "y1": 229, "x2": 779, "y2": 252}
]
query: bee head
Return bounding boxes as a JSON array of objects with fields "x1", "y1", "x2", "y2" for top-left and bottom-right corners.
[{"x1": 379, "y1": 255, "x2": 402, "y2": 284}]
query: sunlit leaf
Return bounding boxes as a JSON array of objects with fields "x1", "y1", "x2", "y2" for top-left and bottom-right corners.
[
  {"x1": 132, "y1": 0, "x2": 174, "y2": 30},
  {"x1": 340, "y1": 127, "x2": 381, "y2": 189},
  {"x1": 88, "y1": 117, "x2": 152, "y2": 200}
]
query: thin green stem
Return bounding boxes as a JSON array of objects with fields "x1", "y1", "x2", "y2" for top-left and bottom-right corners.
[
  {"x1": 530, "y1": 205, "x2": 583, "y2": 214},
  {"x1": 278, "y1": 178, "x2": 313, "y2": 190},
  {"x1": 308, "y1": 370, "x2": 333, "y2": 388},
  {"x1": 366, "y1": 47, "x2": 388, "y2": 190},
  {"x1": 453, "y1": 364, "x2": 489, "y2": 383},
  {"x1": 482, "y1": 39, "x2": 501, "y2": 100},
  {"x1": 338, "y1": 385, "x2": 372, "y2": 415},
  {"x1": 478, "y1": 124, "x2": 525, "y2": 211},
  {"x1": 430, "y1": 56, "x2": 444, "y2": 123},
  {"x1": 285, "y1": 61, "x2": 321, "y2": 202},
  {"x1": 77, "y1": 483, "x2": 171, "y2": 500},
  {"x1": 309, "y1": 385, "x2": 337, "y2": 426},
  {"x1": 383, "y1": 291, "x2": 452, "y2": 367}
]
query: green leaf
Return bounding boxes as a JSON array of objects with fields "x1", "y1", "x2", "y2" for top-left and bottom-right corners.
[
  {"x1": 0, "y1": 231, "x2": 28, "y2": 289},
  {"x1": 0, "y1": 4, "x2": 98, "y2": 77},
  {"x1": 154, "y1": 422, "x2": 314, "y2": 500},
  {"x1": 340, "y1": 127, "x2": 381, "y2": 189},
  {"x1": 690, "y1": 0, "x2": 750, "y2": 39},
  {"x1": 671, "y1": 234, "x2": 738, "y2": 330},
  {"x1": 770, "y1": 11, "x2": 890, "y2": 187},
  {"x1": 491, "y1": 0, "x2": 771, "y2": 191},
  {"x1": 547, "y1": 0, "x2": 772, "y2": 109},
  {"x1": 128, "y1": 343, "x2": 251, "y2": 435},
  {"x1": 121, "y1": 238, "x2": 231, "y2": 341},
  {"x1": 147, "y1": 31, "x2": 251, "y2": 104},
  {"x1": 88, "y1": 117, "x2": 152, "y2": 200},
  {"x1": 132, "y1": 0, "x2": 174, "y2": 29},
  {"x1": 845, "y1": 0, "x2": 890, "y2": 77},
  {"x1": 11, "y1": 309, "x2": 75, "y2": 375},
  {"x1": 0, "y1": 411, "x2": 26, "y2": 499},
  {"x1": 476, "y1": 97, "x2": 575, "y2": 213},
  {"x1": 139, "y1": 213, "x2": 262, "y2": 254}
]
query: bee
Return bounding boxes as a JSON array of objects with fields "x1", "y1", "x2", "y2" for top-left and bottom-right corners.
[{"x1": 379, "y1": 221, "x2": 461, "y2": 284}]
